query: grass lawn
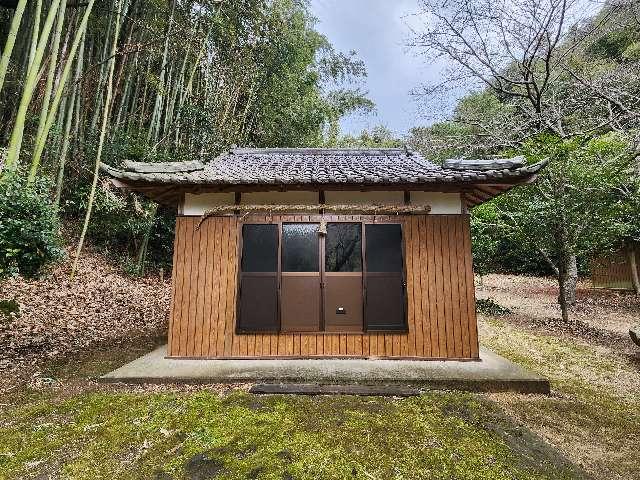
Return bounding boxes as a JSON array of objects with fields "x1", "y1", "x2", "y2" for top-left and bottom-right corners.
[
  {"x1": 478, "y1": 275, "x2": 640, "y2": 480},
  {"x1": 482, "y1": 316, "x2": 640, "y2": 480}
]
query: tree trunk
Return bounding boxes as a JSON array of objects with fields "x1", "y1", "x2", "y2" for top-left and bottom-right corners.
[
  {"x1": 71, "y1": 0, "x2": 121, "y2": 278},
  {"x1": 555, "y1": 214, "x2": 578, "y2": 322},
  {"x1": 557, "y1": 253, "x2": 578, "y2": 322},
  {"x1": 628, "y1": 247, "x2": 640, "y2": 296}
]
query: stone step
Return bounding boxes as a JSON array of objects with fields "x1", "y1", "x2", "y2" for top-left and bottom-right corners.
[{"x1": 249, "y1": 383, "x2": 422, "y2": 396}]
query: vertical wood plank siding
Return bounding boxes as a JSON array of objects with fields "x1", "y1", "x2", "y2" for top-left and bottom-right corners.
[
  {"x1": 591, "y1": 249, "x2": 638, "y2": 290},
  {"x1": 167, "y1": 214, "x2": 479, "y2": 359}
]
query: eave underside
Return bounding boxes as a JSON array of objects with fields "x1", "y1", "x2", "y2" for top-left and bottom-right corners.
[{"x1": 109, "y1": 178, "x2": 529, "y2": 208}]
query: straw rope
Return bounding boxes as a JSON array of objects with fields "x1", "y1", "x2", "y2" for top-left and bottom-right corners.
[{"x1": 197, "y1": 203, "x2": 432, "y2": 229}]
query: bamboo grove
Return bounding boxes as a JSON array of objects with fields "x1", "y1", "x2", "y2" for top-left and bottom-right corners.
[{"x1": 0, "y1": 0, "x2": 373, "y2": 273}]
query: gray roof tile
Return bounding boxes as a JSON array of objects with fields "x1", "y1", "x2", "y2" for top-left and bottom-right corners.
[{"x1": 100, "y1": 148, "x2": 546, "y2": 188}]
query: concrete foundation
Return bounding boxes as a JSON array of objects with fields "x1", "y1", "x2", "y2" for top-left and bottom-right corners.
[{"x1": 99, "y1": 346, "x2": 550, "y2": 394}]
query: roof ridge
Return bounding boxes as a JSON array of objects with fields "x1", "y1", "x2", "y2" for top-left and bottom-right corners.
[{"x1": 232, "y1": 147, "x2": 407, "y2": 156}]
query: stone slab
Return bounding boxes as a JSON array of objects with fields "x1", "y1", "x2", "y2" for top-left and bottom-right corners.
[{"x1": 99, "y1": 346, "x2": 550, "y2": 394}]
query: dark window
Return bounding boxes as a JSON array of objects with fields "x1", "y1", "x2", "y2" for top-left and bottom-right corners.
[
  {"x1": 237, "y1": 221, "x2": 406, "y2": 334},
  {"x1": 241, "y1": 224, "x2": 278, "y2": 272},
  {"x1": 365, "y1": 224, "x2": 403, "y2": 272},
  {"x1": 364, "y1": 224, "x2": 406, "y2": 332},
  {"x1": 237, "y1": 224, "x2": 279, "y2": 332},
  {"x1": 326, "y1": 223, "x2": 362, "y2": 272},
  {"x1": 282, "y1": 223, "x2": 319, "y2": 272}
]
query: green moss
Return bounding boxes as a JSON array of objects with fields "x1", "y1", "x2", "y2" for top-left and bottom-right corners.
[{"x1": 0, "y1": 390, "x2": 585, "y2": 480}]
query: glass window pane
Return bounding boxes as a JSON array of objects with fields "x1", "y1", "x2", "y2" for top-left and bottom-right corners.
[
  {"x1": 365, "y1": 224, "x2": 403, "y2": 272},
  {"x1": 282, "y1": 223, "x2": 319, "y2": 272},
  {"x1": 326, "y1": 223, "x2": 362, "y2": 272},
  {"x1": 241, "y1": 224, "x2": 278, "y2": 272}
]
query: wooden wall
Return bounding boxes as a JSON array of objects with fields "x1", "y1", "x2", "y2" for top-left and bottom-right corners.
[
  {"x1": 591, "y1": 249, "x2": 638, "y2": 290},
  {"x1": 167, "y1": 214, "x2": 478, "y2": 359}
]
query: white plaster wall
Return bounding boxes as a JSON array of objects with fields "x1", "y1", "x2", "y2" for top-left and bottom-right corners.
[
  {"x1": 410, "y1": 192, "x2": 462, "y2": 214},
  {"x1": 183, "y1": 190, "x2": 463, "y2": 215},
  {"x1": 183, "y1": 192, "x2": 235, "y2": 216},
  {"x1": 240, "y1": 191, "x2": 319, "y2": 205},
  {"x1": 324, "y1": 191, "x2": 404, "y2": 205}
]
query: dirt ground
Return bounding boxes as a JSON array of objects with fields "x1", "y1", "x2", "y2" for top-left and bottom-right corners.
[
  {"x1": 0, "y1": 251, "x2": 171, "y2": 393},
  {"x1": 477, "y1": 274, "x2": 639, "y2": 353},
  {"x1": 476, "y1": 274, "x2": 640, "y2": 480}
]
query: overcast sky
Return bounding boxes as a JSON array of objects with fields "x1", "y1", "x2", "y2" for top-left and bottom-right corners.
[
  {"x1": 310, "y1": 0, "x2": 440, "y2": 137},
  {"x1": 310, "y1": 0, "x2": 604, "y2": 138}
]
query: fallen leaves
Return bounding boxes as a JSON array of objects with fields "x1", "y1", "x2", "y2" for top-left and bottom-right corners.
[{"x1": 0, "y1": 249, "x2": 171, "y2": 391}]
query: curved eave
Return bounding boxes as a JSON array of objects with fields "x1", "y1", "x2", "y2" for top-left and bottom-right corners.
[
  {"x1": 462, "y1": 160, "x2": 547, "y2": 208},
  {"x1": 100, "y1": 160, "x2": 548, "y2": 207}
]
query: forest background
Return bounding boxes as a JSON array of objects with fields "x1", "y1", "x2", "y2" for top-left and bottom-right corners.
[{"x1": 1, "y1": 0, "x2": 639, "y2": 321}]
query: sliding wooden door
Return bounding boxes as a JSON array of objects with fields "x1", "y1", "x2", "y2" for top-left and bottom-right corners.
[
  {"x1": 364, "y1": 223, "x2": 407, "y2": 331},
  {"x1": 237, "y1": 224, "x2": 279, "y2": 332},
  {"x1": 324, "y1": 222, "x2": 364, "y2": 332},
  {"x1": 237, "y1": 219, "x2": 407, "y2": 335}
]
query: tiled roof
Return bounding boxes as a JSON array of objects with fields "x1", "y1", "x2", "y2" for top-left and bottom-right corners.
[
  {"x1": 443, "y1": 156, "x2": 527, "y2": 171},
  {"x1": 100, "y1": 148, "x2": 546, "y2": 187}
]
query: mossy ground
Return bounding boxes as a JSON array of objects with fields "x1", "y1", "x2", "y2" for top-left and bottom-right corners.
[
  {"x1": 1, "y1": 298, "x2": 637, "y2": 479},
  {"x1": 1, "y1": 384, "x2": 585, "y2": 480}
]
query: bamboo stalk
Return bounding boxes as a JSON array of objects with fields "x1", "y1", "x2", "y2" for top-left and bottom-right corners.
[
  {"x1": 54, "y1": 57, "x2": 79, "y2": 207},
  {"x1": 136, "y1": 203, "x2": 158, "y2": 274},
  {"x1": 72, "y1": 0, "x2": 123, "y2": 278},
  {"x1": 72, "y1": 30, "x2": 85, "y2": 152},
  {"x1": 28, "y1": 0, "x2": 42, "y2": 72},
  {"x1": 31, "y1": 0, "x2": 68, "y2": 178},
  {"x1": 147, "y1": 0, "x2": 176, "y2": 144},
  {"x1": 2, "y1": 0, "x2": 63, "y2": 176},
  {"x1": 28, "y1": 0, "x2": 95, "y2": 184},
  {"x1": 89, "y1": 8, "x2": 114, "y2": 131},
  {"x1": 0, "y1": 0, "x2": 28, "y2": 96}
]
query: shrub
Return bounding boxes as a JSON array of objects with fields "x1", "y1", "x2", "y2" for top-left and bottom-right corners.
[
  {"x1": 0, "y1": 174, "x2": 64, "y2": 278},
  {"x1": 0, "y1": 298, "x2": 19, "y2": 322},
  {"x1": 61, "y1": 179, "x2": 176, "y2": 274},
  {"x1": 476, "y1": 298, "x2": 512, "y2": 316}
]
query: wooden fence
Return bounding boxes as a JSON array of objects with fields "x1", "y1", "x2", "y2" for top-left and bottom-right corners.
[{"x1": 591, "y1": 249, "x2": 638, "y2": 290}]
